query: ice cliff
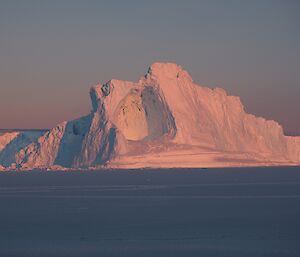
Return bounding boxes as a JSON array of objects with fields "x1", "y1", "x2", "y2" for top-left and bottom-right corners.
[{"x1": 1, "y1": 63, "x2": 299, "y2": 169}]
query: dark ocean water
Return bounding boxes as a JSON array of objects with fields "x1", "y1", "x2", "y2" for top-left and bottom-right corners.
[{"x1": 0, "y1": 167, "x2": 300, "y2": 257}]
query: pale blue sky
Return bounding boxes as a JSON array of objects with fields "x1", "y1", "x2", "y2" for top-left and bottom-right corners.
[{"x1": 0, "y1": 0, "x2": 299, "y2": 134}]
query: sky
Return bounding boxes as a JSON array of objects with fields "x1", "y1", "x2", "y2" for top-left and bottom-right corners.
[{"x1": 0, "y1": 0, "x2": 299, "y2": 135}]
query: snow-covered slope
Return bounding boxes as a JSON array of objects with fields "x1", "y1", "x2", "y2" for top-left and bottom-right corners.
[
  {"x1": 0, "y1": 131, "x2": 44, "y2": 168},
  {"x1": 1, "y1": 63, "x2": 299, "y2": 170}
]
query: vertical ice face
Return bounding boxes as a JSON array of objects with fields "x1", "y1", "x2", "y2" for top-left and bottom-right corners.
[
  {"x1": 140, "y1": 63, "x2": 298, "y2": 160},
  {"x1": 113, "y1": 86, "x2": 176, "y2": 141},
  {"x1": 1, "y1": 62, "x2": 299, "y2": 169},
  {"x1": 114, "y1": 92, "x2": 148, "y2": 141},
  {"x1": 140, "y1": 86, "x2": 176, "y2": 140}
]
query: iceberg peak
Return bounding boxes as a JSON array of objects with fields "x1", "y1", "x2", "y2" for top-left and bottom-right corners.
[{"x1": 146, "y1": 62, "x2": 193, "y2": 82}]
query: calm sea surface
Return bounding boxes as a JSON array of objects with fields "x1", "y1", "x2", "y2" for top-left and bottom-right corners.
[{"x1": 0, "y1": 167, "x2": 300, "y2": 257}]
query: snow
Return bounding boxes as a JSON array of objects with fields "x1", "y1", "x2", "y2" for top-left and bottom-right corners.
[
  {"x1": 0, "y1": 132, "x2": 20, "y2": 152},
  {"x1": 0, "y1": 131, "x2": 43, "y2": 168},
  {"x1": 1, "y1": 62, "x2": 299, "y2": 170}
]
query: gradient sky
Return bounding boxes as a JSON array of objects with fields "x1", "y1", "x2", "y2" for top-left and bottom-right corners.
[{"x1": 0, "y1": 0, "x2": 299, "y2": 135}]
